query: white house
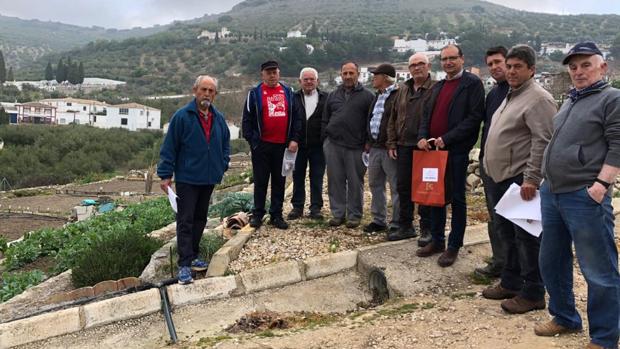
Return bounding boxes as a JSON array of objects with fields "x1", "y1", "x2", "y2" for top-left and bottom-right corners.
[
  {"x1": 39, "y1": 98, "x2": 161, "y2": 131},
  {"x1": 427, "y1": 38, "x2": 456, "y2": 49},
  {"x1": 41, "y1": 97, "x2": 109, "y2": 126},
  {"x1": 197, "y1": 27, "x2": 230, "y2": 40},
  {"x1": 393, "y1": 39, "x2": 428, "y2": 53},
  {"x1": 99, "y1": 102, "x2": 161, "y2": 131},
  {"x1": 16, "y1": 102, "x2": 57, "y2": 125},
  {"x1": 286, "y1": 30, "x2": 306, "y2": 38}
]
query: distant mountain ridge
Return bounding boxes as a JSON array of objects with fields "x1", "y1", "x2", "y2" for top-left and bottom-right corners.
[
  {"x1": 0, "y1": 14, "x2": 169, "y2": 68},
  {"x1": 9, "y1": 0, "x2": 620, "y2": 97}
]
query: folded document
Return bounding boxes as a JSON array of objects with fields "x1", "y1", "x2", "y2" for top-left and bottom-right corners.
[{"x1": 494, "y1": 183, "x2": 542, "y2": 237}]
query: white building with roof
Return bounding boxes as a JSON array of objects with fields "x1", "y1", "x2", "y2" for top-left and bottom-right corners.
[{"x1": 38, "y1": 98, "x2": 161, "y2": 131}]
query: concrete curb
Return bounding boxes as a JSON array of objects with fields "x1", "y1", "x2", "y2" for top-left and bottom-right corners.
[
  {"x1": 206, "y1": 225, "x2": 254, "y2": 277},
  {"x1": 1, "y1": 224, "x2": 492, "y2": 348}
]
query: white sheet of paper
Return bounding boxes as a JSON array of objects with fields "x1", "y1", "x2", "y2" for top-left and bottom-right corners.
[
  {"x1": 422, "y1": 168, "x2": 439, "y2": 182},
  {"x1": 167, "y1": 186, "x2": 178, "y2": 213},
  {"x1": 494, "y1": 183, "x2": 542, "y2": 237}
]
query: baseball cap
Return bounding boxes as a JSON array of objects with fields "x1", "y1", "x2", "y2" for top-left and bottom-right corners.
[
  {"x1": 261, "y1": 60, "x2": 279, "y2": 71},
  {"x1": 369, "y1": 64, "x2": 396, "y2": 78},
  {"x1": 562, "y1": 42, "x2": 603, "y2": 65}
]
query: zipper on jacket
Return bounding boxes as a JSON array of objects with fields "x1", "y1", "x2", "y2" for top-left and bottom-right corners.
[{"x1": 544, "y1": 100, "x2": 577, "y2": 193}]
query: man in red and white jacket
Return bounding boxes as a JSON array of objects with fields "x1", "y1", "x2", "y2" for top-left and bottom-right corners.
[{"x1": 242, "y1": 60, "x2": 302, "y2": 229}]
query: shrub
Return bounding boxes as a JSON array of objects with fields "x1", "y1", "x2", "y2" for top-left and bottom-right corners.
[{"x1": 71, "y1": 230, "x2": 163, "y2": 288}]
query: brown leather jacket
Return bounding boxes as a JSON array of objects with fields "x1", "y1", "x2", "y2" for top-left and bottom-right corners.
[{"x1": 387, "y1": 75, "x2": 435, "y2": 148}]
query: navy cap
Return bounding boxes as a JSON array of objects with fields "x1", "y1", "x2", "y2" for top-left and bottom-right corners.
[
  {"x1": 260, "y1": 60, "x2": 279, "y2": 71},
  {"x1": 562, "y1": 42, "x2": 603, "y2": 65},
  {"x1": 369, "y1": 63, "x2": 396, "y2": 78}
]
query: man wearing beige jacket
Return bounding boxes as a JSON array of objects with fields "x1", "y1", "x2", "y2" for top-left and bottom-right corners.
[{"x1": 480, "y1": 45, "x2": 556, "y2": 314}]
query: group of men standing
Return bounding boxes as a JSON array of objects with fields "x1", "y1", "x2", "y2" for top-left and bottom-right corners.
[{"x1": 159, "y1": 41, "x2": 620, "y2": 348}]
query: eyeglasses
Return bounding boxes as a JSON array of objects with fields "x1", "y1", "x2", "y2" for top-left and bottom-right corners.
[{"x1": 440, "y1": 56, "x2": 461, "y2": 62}]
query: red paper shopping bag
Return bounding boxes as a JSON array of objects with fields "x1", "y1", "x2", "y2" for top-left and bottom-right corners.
[{"x1": 411, "y1": 150, "x2": 451, "y2": 207}]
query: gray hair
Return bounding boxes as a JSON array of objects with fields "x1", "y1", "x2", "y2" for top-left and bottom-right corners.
[
  {"x1": 506, "y1": 45, "x2": 536, "y2": 68},
  {"x1": 299, "y1": 67, "x2": 319, "y2": 80},
  {"x1": 408, "y1": 53, "x2": 430, "y2": 65},
  {"x1": 193, "y1": 75, "x2": 218, "y2": 89},
  {"x1": 385, "y1": 75, "x2": 396, "y2": 83}
]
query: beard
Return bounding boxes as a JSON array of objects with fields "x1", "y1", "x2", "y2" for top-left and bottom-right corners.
[{"x1": 199, "y1": 99, "x2": 211, "y2": 109}]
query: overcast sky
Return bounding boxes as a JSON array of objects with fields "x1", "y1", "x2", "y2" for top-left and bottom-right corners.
[{"x1": 0, "y1": 0, "x2": 618, "y2": 29}]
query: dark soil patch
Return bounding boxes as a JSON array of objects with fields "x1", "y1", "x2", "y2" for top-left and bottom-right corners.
[
  {"x1": 0, "y1": 214, "x2": 67, "y2": 241},
  {"x1": 20, "y1": 255, "x2": 56, "y2": 274}
]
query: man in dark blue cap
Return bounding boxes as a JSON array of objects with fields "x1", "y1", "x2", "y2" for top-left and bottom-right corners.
[
  {"x1": 242, "y1": 60, "x2": 302, "y2": 230},
  {"x1": 536, "y1": 42, "x2": 620, "y2": 349}
]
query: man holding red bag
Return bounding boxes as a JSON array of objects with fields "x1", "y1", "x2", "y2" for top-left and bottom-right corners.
[{"x1": 416, "y1": 44, "x2": 485, "y2": 267}]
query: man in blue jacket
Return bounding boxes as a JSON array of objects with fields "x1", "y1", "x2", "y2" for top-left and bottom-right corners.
[
  {"x1": 158, "y1": 75, "x2": 230, "y2": 284},
  {"x1": 416, "y1": 44, "x2": 485, "y2": 267},
  {"x1": 242, "y1": 60, "x2": 301, "y2": 230}
]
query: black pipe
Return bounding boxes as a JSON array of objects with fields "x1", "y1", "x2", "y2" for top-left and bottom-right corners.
[{"x1": 159, "y1": 286, "x2": 178, "y2": 343}]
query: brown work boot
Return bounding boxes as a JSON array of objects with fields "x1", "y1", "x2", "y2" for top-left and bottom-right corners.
[
  {"x1": 416, "y1": 241, "x2": 445, "y2": 257},
  {"x1": 501, "y1": 295, "x2": 545, "y2": 314},
  {"x1": 534, "y1": 319, "x2": 582, "y2": 337},
  {"x1": 482, "y1": 284, "x2": 520, "y2": 300},
  {"x1": 585, "y1": 343, "x2": 606, "y2": 349},
  {"x1": 437, "y1": 249, "x2": 458, "y2": 267}
]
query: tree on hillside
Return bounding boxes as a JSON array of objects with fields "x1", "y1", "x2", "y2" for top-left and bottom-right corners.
[
  {"x1": 7, "y1": 67, "x2": 13, "y2": 82},
  {"x1": 0, "y1": 108, "x2": 8, "y2": 125},
  {"x1": 67, "y1": 61, "x2": 80, "y2": 84},
  {"x1": 612, "y1": 34, "x2": 620, "y2": 60},
  {"x1": 0, "y1": 51, "x2": 6, "y2": 83},
  {"x1": 78, "y1": 62, "x2": 85, "y2": 84},
  {"x1": 45, "y1": 61, "x2": 54, "y2": 81},
  {"x1": 56, "y1": 58, "x2": 67, "y2": 83}
]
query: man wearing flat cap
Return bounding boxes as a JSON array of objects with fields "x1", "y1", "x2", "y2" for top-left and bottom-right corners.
[
  {"x1": 242, "y1": 60, "x2": 302, "y2": 230},
  {"x1": 364, "y1": 63, "x2": 403, "y2": 238},
  {"x1": 535, "y1": 42, "x2": 620, "y2": 349}
]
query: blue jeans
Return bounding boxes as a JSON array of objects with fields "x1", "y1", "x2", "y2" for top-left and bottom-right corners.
[
  {"x1": 540, "y1": 182, "x2": 620, "y2": 348},
  {"x1": 429, "y1": 151, "x2": 469, "y2": 251},
  {"x1": 291, "y1": 145, "x2": 326, "y2": 213}
]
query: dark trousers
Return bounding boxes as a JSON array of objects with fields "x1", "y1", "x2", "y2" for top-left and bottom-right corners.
[
  {"x1": 291, "y1": 145, "x2": 326, "y2": 213},
  {"x1": 175, "y1": 182, "x2": 214, "y2": 267},
  {"x1": 251, "y1": 141, "x2": 286, "y2": 219},
  {"x1": 480, "y1": 163, "x2": 506, "y2": 270},
  {"x1": 488, "y1": 173, "x2": 544, "y2": 301},
  {"x1": 396, "y1": 145, "x2": 430, "y2": 230},
  {"x1": 429, "y1": 151, "x2": 469, "y2": 251}
]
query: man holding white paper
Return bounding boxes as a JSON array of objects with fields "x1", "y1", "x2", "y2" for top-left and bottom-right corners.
[
  {"x1": 481, "y1": 45, "x2": 556, "y2": 314},
  {"x1": 158, "y1": 75, "x2": 230, "y2": 284}
]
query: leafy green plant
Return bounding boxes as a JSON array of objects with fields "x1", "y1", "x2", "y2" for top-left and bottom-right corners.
[
  {"x1": 209, "y1": 192, "x2": 260, "y2": 219},
  {"x1": 0, "y1": 270, "x2": 45, "y2": 302}
]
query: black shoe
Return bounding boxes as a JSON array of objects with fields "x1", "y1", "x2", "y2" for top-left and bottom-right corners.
[
  {"x1": 388, "y1": 226, "x2": 399, "y2": 233},
  {"x1": 308, "y1": 211, "x2": 324, "y2": 220},
  {"x1": 363, "y1": 222, "x2": 387, "y2": 233},
  {"x1": 387, "y1": 227, "x2": 418, "y2": 241},
  {"x1": 418, "y1": 229, "x2": 432, "y2": 247},
  {"x1": 475, "y1": 263, "x2": 502, "y2": 278},
  {"x1": 270, "y1": 216, "x2": 289, "y2": 230},
  {"x1": 287, "y1": 208, "x2": 303, "y2": 220},
  {"x1": 329, "y1": 217, "x2": 345, "y2": 226},
  {"x1": 249, "y1": 215, "x2": 263, "y2": 228}
]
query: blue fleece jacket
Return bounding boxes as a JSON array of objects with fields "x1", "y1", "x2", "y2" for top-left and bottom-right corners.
[{"x1": 157, "y1": 99, "x2": 230, "y2": 185}]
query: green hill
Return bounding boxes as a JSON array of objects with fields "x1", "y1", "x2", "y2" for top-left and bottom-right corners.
[
  {"x1": 0, "y1": 14, "x2": 170, "y2": 68},
  {"x1": 11, "y1": 0, "x2": 620, "y2": 96}
]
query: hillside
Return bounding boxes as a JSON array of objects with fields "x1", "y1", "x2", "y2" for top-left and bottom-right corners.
[
  {"x1": 0, "y1": 14, "x2": 170, "y2": 68},
  {"x1": 11, "y1": 0, "x2": 620, "y2": 96}
]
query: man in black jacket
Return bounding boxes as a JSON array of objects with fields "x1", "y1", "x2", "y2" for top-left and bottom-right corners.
[
  {"x1": 322, "y1": 61, "x2": 375, "y2": 228},
  {"x1": 288, "y1": 67, "x2": 328, "y2": 220},
  {"x1": 475, "y1": 46, "x2": 510, "y2": 278},
  {"x1": 416, "y1": 44, "x2": 485, "y2": 267}
]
